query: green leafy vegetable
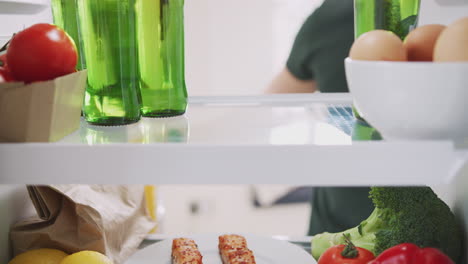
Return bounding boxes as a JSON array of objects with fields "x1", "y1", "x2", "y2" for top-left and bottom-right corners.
[{"x1": 311, "y1": 187, "x2": 462, "y2": 263}]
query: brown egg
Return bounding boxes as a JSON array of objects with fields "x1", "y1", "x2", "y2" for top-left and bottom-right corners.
[
  {"x1": 349, "y1": 30, "x2": 407, "y2": 61},
  {"x1": 434, "y1": 17, "x2": 468, "y2": 62},
  {"x1": 404, "y1": 24, "x2": 446, "y2": 61}
]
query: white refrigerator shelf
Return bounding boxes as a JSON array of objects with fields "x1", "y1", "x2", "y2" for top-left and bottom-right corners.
[{"x1": 0, "y1": 93, "x2": 465, "y2": 185}]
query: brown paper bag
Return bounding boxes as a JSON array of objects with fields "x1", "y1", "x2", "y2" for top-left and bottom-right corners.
[{"x1": 10, "y1": 185, "x2": 157, "y2": 264}]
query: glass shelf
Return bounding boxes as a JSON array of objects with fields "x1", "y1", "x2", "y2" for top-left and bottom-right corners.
[
  {"x1": 62, "y1": 94, "x2": 362, "y2": 145},
  {"x1": 0, "y1": 94, "x2": 462, "y2": 185}
]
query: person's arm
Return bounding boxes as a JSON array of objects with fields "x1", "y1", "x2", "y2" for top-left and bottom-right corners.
[
  {"x1": 265, "y1": 5, "x2": 323, "y2": 95},
  {"x1": 266, "y1": 68, "x2": 317, "y2": 94}
]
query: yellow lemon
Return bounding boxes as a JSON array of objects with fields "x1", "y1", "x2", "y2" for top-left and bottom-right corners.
[
  {"x1": 9, "y1": 249, "x2": 68, "y2": 264},
  {"x1": 60, "y1": 251, "x2": 112, "y2": 264}
]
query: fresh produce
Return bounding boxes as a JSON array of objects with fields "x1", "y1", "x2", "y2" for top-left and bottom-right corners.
[
  {"x1": 0, "y1": 42, "x2": 12, "y2": 83},
  {"x1": 0, "y1": 67, "x2": 13, "y2": 82},
  {"x1": 311, "y1": 187, "x2": 462, "y2": 263},
  {"x1": 8, "y1": 249, "x2": 111, "y2": 264},
  {"x1": 60, "y1": 251, "x2": 113, "y2": 264},
  {"x1": 369, "y1": 243, "x2": 454, "y2": 264},
  {"x1": 8, "y1": 248, "x2": 68, "y2": 264},
  {"x1": 0, "y1": 52, "x2": 7, "y2": 69},
  {"x1": 318, "y1": 235, "x2": 375, "y2": 264},
  {"x1": 6, "y1": 23, "x2": 77, "y2": 83}
]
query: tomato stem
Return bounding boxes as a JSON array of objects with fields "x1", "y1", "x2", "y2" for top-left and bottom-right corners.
[
  {"x1": 0, "y1": 41, "x2": 9, "y2": 53},
  {"x1": 0, "y1": 34, "x2": 15, "y2": 53},
  {"x1": 341, "y1": 234, "x2": 359, "y2": 258}
]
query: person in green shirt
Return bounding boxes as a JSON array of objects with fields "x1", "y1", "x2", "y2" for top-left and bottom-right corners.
[
  {"x1": 267, "y1": 0, "x2": 375, "y2": 235},
  {"x1": 268, "y1": 0, "x2": 353, "y2": 94}
]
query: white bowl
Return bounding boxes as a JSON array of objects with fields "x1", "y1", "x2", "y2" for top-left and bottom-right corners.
[{"x1": 345, "y1": 58, "x2": 468, "y2": 143}]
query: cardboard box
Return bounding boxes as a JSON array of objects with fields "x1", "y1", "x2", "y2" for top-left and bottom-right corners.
[{"x1": 0, "y1": 70, "x2": 87, "y2": 142}]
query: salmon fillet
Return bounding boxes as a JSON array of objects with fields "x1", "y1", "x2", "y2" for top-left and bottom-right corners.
[
  {"x1": 218, "y1": 235, "x2": 256, "y2": 264},
  {"x1": 172, "y1": 238, "x2": 203, "y2": 264}
]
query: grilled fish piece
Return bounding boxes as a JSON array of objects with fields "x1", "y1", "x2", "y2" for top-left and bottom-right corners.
[
  {"x1": 218, "y1": 235, "x2": 256, "y2": 264},
  {"x1": 172, "y1": 238, "x2": 203, "y2": 264}
]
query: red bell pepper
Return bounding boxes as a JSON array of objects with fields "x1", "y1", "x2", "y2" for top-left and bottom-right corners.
[{"x1": 369, "y1": 243, "x2": 454, "y2": 264}]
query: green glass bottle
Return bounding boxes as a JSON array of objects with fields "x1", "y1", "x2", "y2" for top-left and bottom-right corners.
[
  {"x1": 51, "y1": 0, "x2": 85, "y2": 70},
  {"x1": 136, "y1": 0, "x2": 188, "y2": 117},
  {"x1": 352, "y1": 119, "x2": 383, "y2": 141},
  {"x1": 77, "y1": 0, "x2": 141, "y2": 126},
  {"x1": 354, "y1": 0, "x2": 421, "y2": 39},
  {"x1": 352, "y1": 0, "x2": 421, "y2": 121}
]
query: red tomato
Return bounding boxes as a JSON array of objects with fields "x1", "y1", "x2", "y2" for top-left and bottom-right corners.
[
  {"x1": 0, "y1": 67, "x2": 13, "y2": 83},
  {"x1": 7, "y1": 23, "x2": 77, "y2": 82},
  {"x1": 0, "y1": 53, "x2": 8, "y2": 74},
  {"x1": 0, "y1": 53, "x2": 7, "y2": 69},
  {"x1": 318, "y1": 245, "x2": 375, "y2": 264}
]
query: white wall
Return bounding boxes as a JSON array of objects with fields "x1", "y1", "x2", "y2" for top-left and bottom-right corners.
[
  {"x1": 156, "y1": 185, "x2": 310, "y2": 237},
  {"x1": 0, "y1": 5, "x2": 51, "y2": 45},
  {"x1": 182, "y1": 0, "x2": 320, "y2": 96},
  {"x1": 419, "y1": 0, "x2": 468, "y2": 26}
]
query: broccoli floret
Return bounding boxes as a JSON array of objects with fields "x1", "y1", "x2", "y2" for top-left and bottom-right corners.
[{"x1": 311, "y1": 187, "x2": 462, "y2": 262}]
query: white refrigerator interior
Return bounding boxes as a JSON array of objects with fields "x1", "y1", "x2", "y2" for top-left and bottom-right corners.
[
  {"x1": 1, "y1": 94, "x2": 468, "y2": 263},
  {"x1": 1, "y1": 0, "x2": 468, "y2": 263}
]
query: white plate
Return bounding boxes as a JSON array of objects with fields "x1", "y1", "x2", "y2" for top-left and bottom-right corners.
[{"x1": 127, "y1": 234, "x2": 316, "y2": 264}]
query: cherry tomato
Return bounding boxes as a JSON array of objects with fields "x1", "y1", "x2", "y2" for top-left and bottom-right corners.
[
  {"x1": 318, "y1": 245, "x2": 375, "y2": 264},
  {"x1": 0, "y1": 67, "x2": 13, "y2": 83},
  {"x1": 7, "y1": 23, "x2": 77, "y2": 83}
]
